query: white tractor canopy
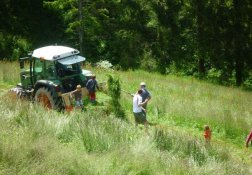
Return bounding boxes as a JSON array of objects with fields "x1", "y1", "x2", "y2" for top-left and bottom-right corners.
[
  {"x1": 32, "y1": 46, "x2": 80, "y2": 61},
  {"x1": 57, "y1": 55, "x2": 86, "y2": 65}
]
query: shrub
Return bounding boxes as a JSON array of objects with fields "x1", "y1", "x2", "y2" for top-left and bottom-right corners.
[
  {"x1": 96, "y1": 60, "x2": 113, "y2": 70},
  {"x1": 243, "y1": 71, "x2": 252, "y2": 90},
  {"x1": 107, "y1": 74, "x2": 126, "y2": 120},
  {"x1": 139, "y1": 50, "x2": 158, "y2": 72}
]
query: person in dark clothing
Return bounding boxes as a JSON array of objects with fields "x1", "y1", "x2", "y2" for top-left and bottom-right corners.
[
  {"x1": 139, "y1": 82, "x2": 151, "y2": 114},
  {"x1": 86, "y1": 74, "x2": 99, "y2": 103}
]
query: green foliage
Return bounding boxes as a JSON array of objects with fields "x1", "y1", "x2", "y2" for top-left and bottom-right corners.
[
  {"x1": 0, "y1": 34, "x2": 31, "y2": 61},
  {"x1": 0, "y1": 33, "x2": 12, "y2": 59},
  {"x1": 107, "y1": 74, "x2": 125, "y2": 119},
  {"x1": 243, "y1": 72, "x2": 252, "y2": 91},
  {"x1": 139, "y1": 50, "x2": 158, "y2": 72},
  {"x1": 206, "y1": 68, "x2": 222, "y2": 84},
  {"x1": 12, "y1": 36, "x2": 32, "y2": 60},
  {"x1": 107, "y1": 74, "x2": 121, "y2": 99}
]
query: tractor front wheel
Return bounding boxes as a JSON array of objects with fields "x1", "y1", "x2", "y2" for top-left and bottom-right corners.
[{"x1": 35, "y1": 87, "x2": 57, "y2": 109}]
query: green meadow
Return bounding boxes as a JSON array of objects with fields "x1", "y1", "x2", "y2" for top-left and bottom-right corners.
[{"x1": 0, "y1": 62, "x2": 252, "y2": 175}]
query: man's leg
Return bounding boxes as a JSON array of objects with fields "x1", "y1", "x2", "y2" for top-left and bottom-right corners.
[
  {"x1": 90, "y1": 92, "x2": 96, "y2": 104},
  {"x1": 141, "y1": 112, "x2": 149, "y2": 134},
  {"x1": 75, "y1": 100, "x2": 81, "y2": 109},
  {"x1": 142, "y1": 106, "x2": 148, "y2": 125},
  {"x1": 134, "y1": 113, "x2": 142, "y2": 128}
]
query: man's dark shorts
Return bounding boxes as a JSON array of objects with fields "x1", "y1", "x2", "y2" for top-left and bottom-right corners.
[{"x1": 133, "y1": 112, "x2": 146, "y2": 124}]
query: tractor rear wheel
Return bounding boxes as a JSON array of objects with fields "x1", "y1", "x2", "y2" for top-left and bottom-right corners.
[{"x1": 35, "y1": 87, "x2": 58, "y2": 109}]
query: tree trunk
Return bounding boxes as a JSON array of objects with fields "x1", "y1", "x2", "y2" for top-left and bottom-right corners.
[
  {"x1": 198, "y1": 57, "x2": 205, "y2": 78},
  {"x1": 233, "y1": 0, "x2": 244, "y2": 86},
  {"x1": 78, "y1": 0, "x2": 83, "y2": 55},
  {"x1": 235, "y1": 57, "x2": 244, "y2": 86}
]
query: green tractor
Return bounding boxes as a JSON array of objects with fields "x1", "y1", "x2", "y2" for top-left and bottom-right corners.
[{"x1": 12, "y1": 45, "x2": 92, "y2": 110}]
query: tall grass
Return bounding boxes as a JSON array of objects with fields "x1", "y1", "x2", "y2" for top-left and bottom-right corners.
[
  {"x1": 0, "y1": 62, "x2": 252, "y2": 174},
  {"x1": 0, "y1": 98, "x2": 250, "y2": 174},
  {"x1": 0, "y1": 61, "x2": 20, "y2": 85}
]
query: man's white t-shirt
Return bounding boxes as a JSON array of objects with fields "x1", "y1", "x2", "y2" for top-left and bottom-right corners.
[{"x1": 133, "y1": 94, "x2": 142, "y2": 113}]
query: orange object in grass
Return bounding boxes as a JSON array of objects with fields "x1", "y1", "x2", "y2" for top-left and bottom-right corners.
[{"x1": 204, "y1": 125, "x2": 212, "y2": 141}]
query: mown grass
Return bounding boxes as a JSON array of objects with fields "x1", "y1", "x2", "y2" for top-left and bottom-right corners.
[{"x1": 0, "y1": 61, "x2": 252, "y2": 174}]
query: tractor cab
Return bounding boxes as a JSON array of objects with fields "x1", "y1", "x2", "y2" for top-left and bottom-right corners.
[{"x1": 19, "y1": 46, "x2": 88, "y2": 91}]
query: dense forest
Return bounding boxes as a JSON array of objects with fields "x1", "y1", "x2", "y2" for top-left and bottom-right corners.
[{"x1": 0, "y1": 0, "x2": 251, "y2": 87}]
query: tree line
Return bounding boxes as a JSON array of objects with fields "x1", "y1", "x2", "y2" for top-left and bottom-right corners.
[{"x1": 0, "y1": 0, "x2": 251, "y2": 86}]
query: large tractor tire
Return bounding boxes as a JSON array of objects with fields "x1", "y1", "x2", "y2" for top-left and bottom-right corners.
[{"x1": 35, "y1": 87, "x2": 59, "y2": 109}]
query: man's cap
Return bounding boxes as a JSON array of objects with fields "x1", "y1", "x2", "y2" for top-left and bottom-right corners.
[
  {"x1": 140, "y1": 82, "x2": 146, "y2": 86},
  {"x1": 77, "y1": 85, "x2": 81, "y2": 89},
  {"x1": 92, "y1": 74, "x2": 96, "y2": 77}
]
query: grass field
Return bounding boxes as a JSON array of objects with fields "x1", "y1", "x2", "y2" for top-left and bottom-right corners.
[{"x1": 0, "y1": 61, "x2": 252, "y2": 174}]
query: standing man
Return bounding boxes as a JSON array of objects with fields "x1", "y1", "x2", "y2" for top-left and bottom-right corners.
[
  {"x1": 86, "y1": 74, "x2": 99, "y2": 103},
  {"x1": 139, "y1": 82, "x2": 151, "y2": 115},
  {"x1": 133, "y1": 89, "x2": 148, "y2": 131}
]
